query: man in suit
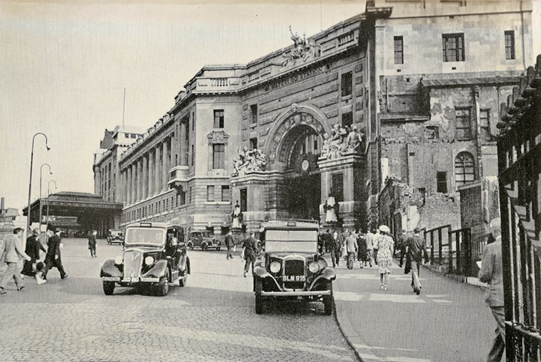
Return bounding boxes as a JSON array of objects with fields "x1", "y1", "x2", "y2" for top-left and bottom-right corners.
[
  {"x1": 88, "y1": 230, "x2": 97, "y2": 258},
  {"x1": 22, "y1": 228, "x2": 46, "y2": 276},
  {"x1": 479, "y1": 218, "x2": 505, "y2": 362},
  {"x1": 405, "y1": 227, "x2": 429, "y2": 295},
  {"x1": 224, "y1": 231, "x2": 234, "y2": 260},
  {"x1": 0, "y1": 228, "x2": 31, "y2": 294},
  {"x1": 39, "y1": 226, "x2": 69, "y2": 283}
]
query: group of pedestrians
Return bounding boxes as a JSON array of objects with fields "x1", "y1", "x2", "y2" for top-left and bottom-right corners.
[{"x1": 0, "y1": 225, "x2": 68, "y2": 294}]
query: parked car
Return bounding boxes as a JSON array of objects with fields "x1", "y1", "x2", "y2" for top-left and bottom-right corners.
[
  {"x1": 186, "y1": 231, "x2": 221, "y2": 251},
  {"x1": 100, "y1": 222, "x2": 190, "y2": 296},
  {"x1": 107, "y1": 230, "x2": 124, "y2": 245},
  {"x1": 253, "y1": 220, "x2": 336, "y2": 315}
]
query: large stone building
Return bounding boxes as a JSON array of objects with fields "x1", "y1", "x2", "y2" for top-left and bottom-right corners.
[{"x1": 94, "y1": 0, "x2": 533, "y2": 235}]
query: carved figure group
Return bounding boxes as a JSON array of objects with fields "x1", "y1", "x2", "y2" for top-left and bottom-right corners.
[
  {"x1": 282, "y1": 26, "x2": 321, "y2": 67},
  {"x1": 232, "y1": 147, "x2": 267, "y2": 177},
  {"x1": 321, "y1": 124, "x2": 364, "y2": 160}
]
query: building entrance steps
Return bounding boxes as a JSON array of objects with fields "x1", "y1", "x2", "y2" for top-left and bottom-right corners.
[{"x1": 326, "y1": 255, "x2": 495, "y2": 362}]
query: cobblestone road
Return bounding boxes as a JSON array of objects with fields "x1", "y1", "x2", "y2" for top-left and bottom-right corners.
[{"x1": 0, "y1": 239, "x2": 356, "y2": 362}]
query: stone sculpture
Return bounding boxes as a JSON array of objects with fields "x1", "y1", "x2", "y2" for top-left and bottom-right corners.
[
  {"x1": 282, "y1": 26, "x2": 321, "y2": 67},
  {"x1": 232, "y1": 147, "x2": 268, "y2": 177},
  {"x1": 321, "y1": 124, "x2": 364, "y2": 160}
]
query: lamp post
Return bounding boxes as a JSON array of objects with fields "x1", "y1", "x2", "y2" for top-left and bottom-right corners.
[
  {"x1": 46, "y1": 180, "x2": 57, "y2": 226},
  {"x1": 26, "y1": 133, "x2": 50, "y2": 234},
  {"x1": 39, "y1": 163, "x2": 52, "y2": 237}
]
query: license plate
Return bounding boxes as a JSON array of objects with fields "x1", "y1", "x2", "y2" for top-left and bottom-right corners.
[{"x1": 283, "y1": 275, "x2": 305, "y2": 282}]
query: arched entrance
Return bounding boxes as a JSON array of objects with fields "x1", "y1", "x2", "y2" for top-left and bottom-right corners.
[
  {"x1": 264, "y1": 105, "x2": 331, "y2": 221},
  {"x1": 282, "y1": 125, "x2": 322, "y2": 220}
]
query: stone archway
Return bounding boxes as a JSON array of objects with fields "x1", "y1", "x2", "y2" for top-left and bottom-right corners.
[{"x1": 264, "y1": 104, "x2": 331, "y2": 168}]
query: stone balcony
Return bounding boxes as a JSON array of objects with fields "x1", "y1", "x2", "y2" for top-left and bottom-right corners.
[{"x1": 168, "y1": 165, "x2": 189, "y2": 193}]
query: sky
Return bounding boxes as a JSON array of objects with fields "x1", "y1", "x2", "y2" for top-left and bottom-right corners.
[{"x1": 0, "y1": 0, "x2": 540, "y2": 211}]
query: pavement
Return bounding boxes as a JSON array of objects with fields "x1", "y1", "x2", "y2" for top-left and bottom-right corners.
[
  {"x1": 327, "y1": 255, "x2": 495, "y2": 362},
  {"x1": 0, "y1": 238, "x2": 356, "y2": 362}
]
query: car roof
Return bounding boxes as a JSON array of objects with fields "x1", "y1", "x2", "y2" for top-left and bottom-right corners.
[
  {"x1": 126, "y1": 222, "x2": 183, "y2": 230},
  {"x1": 262, "y1": 220, "x2": 320, "y2": 231}
]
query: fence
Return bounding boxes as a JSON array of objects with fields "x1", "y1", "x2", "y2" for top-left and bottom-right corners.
[
  {"x1": 496, "y1": 56, "x2": 541, "y2": 361},
  {"x1": 423, "y1": 225, "x2": 478, "y2": 277}
]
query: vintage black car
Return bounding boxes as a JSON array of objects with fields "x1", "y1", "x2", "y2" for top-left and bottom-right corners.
[
  {"x1": 107, "y1": 230, "x2": 124, "y2": 245},
  {"x1": 186, "y1": 231, "x2": 221, "y2": 251},
  {"x1": 253, "y1": 220, "x2": 336, "y2": 315},
  {"x1": 100, "y1": 222, "x2": 190, "y2": 296}
]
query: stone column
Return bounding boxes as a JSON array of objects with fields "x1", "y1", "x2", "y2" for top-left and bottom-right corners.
[
  {"x1": 94, "y1": 166, "x2": 102, "y2": 196},
  {"x1": 126, "y1": 167, "x2": 131, "y2": 205},
  {"x1": 148, "y1": 150, "x2": 154, "y2": 197},
  {"x1": 162, "y1": 139, "x2": 168, "y2": 191},
  {"x1": 180, "y1": 122, "x2": 188, "y2": 166},
  {"x1": 131, "y1": 163, "x2": 136, "y2": 204},
  {"x1": 155, "y1": 144, "x2": 161, "y2": 195},
  {"x1": 142, "y1": 155, "x2": 148, "y2": 200}
]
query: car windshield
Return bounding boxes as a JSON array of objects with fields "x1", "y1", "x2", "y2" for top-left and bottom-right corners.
[
  {"x1": 265, "y1": 229, "x2": 318, "y2": 253},
  {"x1": 125, "y1": 227, "x2": 165, "y2": 246}
]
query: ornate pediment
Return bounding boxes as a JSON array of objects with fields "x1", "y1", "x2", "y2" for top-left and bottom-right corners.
[{"x1": 207, "y1": 130, "x2": 230, "y2": 145}]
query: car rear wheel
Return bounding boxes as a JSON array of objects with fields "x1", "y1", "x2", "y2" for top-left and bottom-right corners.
[
  {"x1": 157, "y1": 269, "x2": 170, "y2": 297},
  {"x1": 103, "y1": 281, "x2": 115, "y2": 295},
  {"x1": 255, "y1": 278, "x2": 263, "y2": 315},
  {"x1": 323, "y1": 281, "x2": 334, "y2": 316}
]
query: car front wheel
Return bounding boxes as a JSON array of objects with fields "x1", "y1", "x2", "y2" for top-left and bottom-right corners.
[
  {"x1": 323, "y1": 281, "x2": 334, "y2": 316},
  {"x1": 179, "y1": 271, "x2": 187, "y2": 287},
  {"x1": 103, "y1": 281, "x2": 115, "y2": 295},
  {"x1": 255, "y1": 278, "x2": 263, "y2": 315},
  {"x1": 157, "y1": 269, "x2": 170, "y2": 297}
]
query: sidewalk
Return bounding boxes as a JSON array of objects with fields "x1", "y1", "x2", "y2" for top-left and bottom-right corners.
[{"x1": 329, "y1": 257, "x2": 495, "y2": 362}]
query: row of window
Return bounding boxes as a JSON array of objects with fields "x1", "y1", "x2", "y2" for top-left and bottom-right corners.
[
  {"x1": 123, "y1": 185, "x2": 232, "y2": 223},
  {"x1": 393, "y1": 30, "x2": 516, "y2": 64}
]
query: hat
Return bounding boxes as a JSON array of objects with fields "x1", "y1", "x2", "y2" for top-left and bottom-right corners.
[
  {"x1": 378, "y1": 225, "x2": 390, "y2": 234},
  {"x1": 32, "y1": 228, "x2": 39, "y2": 235},
  {"x1": 47, "y1": 224, "x2": 57, "y2": 233},
  {"x1": 414, "y1": 227, "x2": 421, "y2": 234}
]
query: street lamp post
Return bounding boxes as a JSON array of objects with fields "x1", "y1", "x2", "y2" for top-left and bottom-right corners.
[
  {"x1": 46, "y1": 180, "x2": 57, "y2": 225},
  {"x1": 26, "y1": 133, "x2": 50, "y2": 234},
  {"x1": 39, "y1": 163, "x2": 52, "y2": 237}
]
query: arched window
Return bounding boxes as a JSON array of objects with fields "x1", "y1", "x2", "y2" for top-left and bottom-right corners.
[{"x1": 455, "y1": 152, "x2": 475, "y2": 187}]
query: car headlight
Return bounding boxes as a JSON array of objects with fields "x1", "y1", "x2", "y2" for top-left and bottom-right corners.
[
  {"x1": 269, "y1": 261, "x2": 281, "y2": 274},
  {"x1": 308, "y1": 262, "x2": 320, "y2": 273},
  {"x1": 144, "y1": 256, "x2": 154, "y2": 265},
  {"x1": 114, "y1": 255, "x2": 123, "y2": 264}
]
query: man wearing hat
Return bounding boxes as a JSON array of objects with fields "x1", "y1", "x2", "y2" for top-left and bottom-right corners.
[
  {"x1": 38, "y1": 225, "x2": 68, "y2": 283},
  {"x1": 22, "y1": 228, "x2": 46, "y2": 276},
  {"x1": 405, "y1": 227, "x2": 429, "y2": 294}
]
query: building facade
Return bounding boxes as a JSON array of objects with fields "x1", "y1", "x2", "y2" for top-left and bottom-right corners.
[{"x1": 94, "y1": 0, "x2": 533, "y2": 235}]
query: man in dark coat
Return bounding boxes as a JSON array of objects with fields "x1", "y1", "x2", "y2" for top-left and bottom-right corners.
[
  {"x1": 397, "y1": 229, "x2": 409, "y2": 267},
  {"x1": 88, "y1": 230, "x2": 97, "y2": 258},
  {"x1": 405, "y1": 227, "x2": 429, "y2": 294},
  {"x1": 241, "y1": 233, "x2": 258, "y2": 277},
  {"x1": 356, "y1": 231, "x2": 367, "y2": 269},
  {"x1": 22, "y1": 228, "x2": 46, "y2": 276},
  {"x1": 330, "y1": 230, "x2": 343, "y2": 267},
  {"x1": 224, "y1": 231, "x2": 234, "y2": 260},
  {"x1": 39, "y1": 226, "x2": 68, "y2": 282}
]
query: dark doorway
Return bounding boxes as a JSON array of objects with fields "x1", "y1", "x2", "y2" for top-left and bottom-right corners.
[{"x1": 285, "y1": 173, "x2": 321, "y2": 220}]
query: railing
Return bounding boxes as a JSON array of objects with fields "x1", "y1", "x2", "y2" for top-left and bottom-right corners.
[
  {"x1": 423, "y1": 224, "x2": 475, "y2": 276},
  {"x1": 497, "y1": 56, "x2": 541, "y2": 361},
  {"x1": 210, "y1": 78, "x2": 228, "y2": 87}
]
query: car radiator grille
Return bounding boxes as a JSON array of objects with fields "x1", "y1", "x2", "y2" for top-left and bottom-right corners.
[
  {"x1": 123, "y1": 250, "x2": 143, "y2": 282},
  {"x1": 283, "y1": 258, "x2": 305, "y2": 290}
]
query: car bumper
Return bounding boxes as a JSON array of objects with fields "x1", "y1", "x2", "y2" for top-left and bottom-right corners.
[
  {"x1": 101, "y1": 277, "x2": 160, "y2": 283},
  {"x1": 261, "y1": 290, "x2": 332, "y2": 297}
]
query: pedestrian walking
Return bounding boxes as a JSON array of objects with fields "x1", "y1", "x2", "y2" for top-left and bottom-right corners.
[
  {"x1": 22, "y1": 228, "x2": 46, "y2": 277},
  {"x1": 345, "y1": 232, "x2": 358, "y2": 269},
  {"x1": 356, "y1": 231, "x2": 367, "y2": 269},
  {"x1": 404, "y1": 227, "x2": 428, "y2": 294},
  {"x1": 479, "y1": 218, "x2": 505, "y2": 362},
  {"x1": 0, "y1": 228, "x2": 31, "y2": 294},
  {"x1": 88, "y1": 230, "x2": 97, "y2": 258},
  {"x1": 364, "y1": 229, "x2": 374, "y2": 267},
  {"x1": 330, "y1": 229, "x2": 342, "y2": 267},
  {"x1": 397, "y1": 229, "x2": 409, "y2": 267},
  {"x1": 38, "y1": 226, "x2": 69, "y2": 283},
  {"x1": 241, "y1": 233, "x2": 258, "y2": 277},
  {"x1": 375, "y1": 225, "x2": 394, "y2": 291},
  {"x1": 224, "y1": 231, "x2": 234, "y2": 260}
]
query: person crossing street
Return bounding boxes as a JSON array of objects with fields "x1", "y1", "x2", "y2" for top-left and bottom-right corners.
[{"x1": 405, "y1": 227, "x2": 428, "y2": 294}]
